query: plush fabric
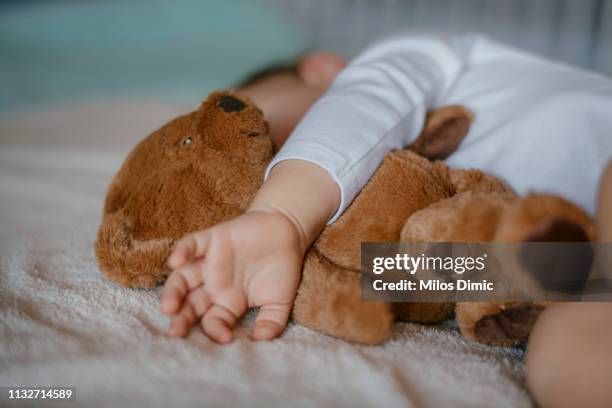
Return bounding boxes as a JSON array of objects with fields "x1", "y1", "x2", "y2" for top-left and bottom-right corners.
[{"x1": 0, "y1": 100, "x2": 533, "y2": 407}]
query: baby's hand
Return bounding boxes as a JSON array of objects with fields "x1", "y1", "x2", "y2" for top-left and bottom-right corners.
[
  {"x1": 161, "y1": 159, "x2": 339, "y2": 343},
  {"x1": 161, "y1": 208, "x2": 303, "y2": 343}
]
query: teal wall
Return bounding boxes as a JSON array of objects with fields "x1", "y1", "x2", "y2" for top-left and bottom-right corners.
[{"x1": 0, "y1": 0, "x2": 307, "y2": 114}]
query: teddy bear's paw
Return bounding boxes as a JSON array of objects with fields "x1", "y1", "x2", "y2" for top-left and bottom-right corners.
[
  {"x1": 293, "y1": 282, "x2": 394, "y2": 345},
  {"x1": 470, "y1": 303, "x2": 545, "y2": 346},
  {"x1": 293, "y1": 252, "x2": 394, "y2": 345},
  {"x1": 95, "y1": 211, "x2": 174, "y2": 288},
  {"x1": 330, "y1": 292, "x2": 394, "y2": 344}
]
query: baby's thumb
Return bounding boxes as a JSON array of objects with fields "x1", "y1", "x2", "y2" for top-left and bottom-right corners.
[{"x1": 251, "y1": 303, "x2": 292, "y2": 341}]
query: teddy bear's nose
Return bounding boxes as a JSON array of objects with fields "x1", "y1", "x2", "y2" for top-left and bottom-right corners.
[{"x1": 216, "y1": 95, "x2": 247, "y2": 113}]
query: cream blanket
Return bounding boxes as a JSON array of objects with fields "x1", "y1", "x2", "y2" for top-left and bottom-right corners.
[{"x1": 0, "y1": 101, "x2": 532, "y2": 407}]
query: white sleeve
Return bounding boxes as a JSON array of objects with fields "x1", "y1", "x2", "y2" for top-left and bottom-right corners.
[{"x1": 264, "y1": 33, "x2": 481, "y2": 223}]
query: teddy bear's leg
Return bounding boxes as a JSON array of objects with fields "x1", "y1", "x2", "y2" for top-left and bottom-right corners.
[
  {"x1": 399, "y1": 193, "x2": 539, "y2": 345},
  {"x1": 394, "y1": 192, "x2": 511, "y2": 326},
  {"x1": 455, "y1": 302, "x2": 550, "y2": 346},
  {"x1": 401, "y1": 199, "x2": 548, "y2": 346},
  {"x1": 458, "y1": 194, "x2": 595, "y2": 346},
  {"x1": 292, "y1": 251, "x2": 394, "y2": 345},
  {"x1": 402, "y1": 191, "x2": 593, "y2": 346}
]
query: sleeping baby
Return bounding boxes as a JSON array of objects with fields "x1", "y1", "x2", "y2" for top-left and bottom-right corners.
[{"x1": 159, "y1": 33, "x2": 612, "y2": 407}]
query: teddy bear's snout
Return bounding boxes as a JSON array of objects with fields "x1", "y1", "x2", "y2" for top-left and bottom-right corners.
[{"x1": 216, "y1": 95, "x2": 247, "y2": 113}]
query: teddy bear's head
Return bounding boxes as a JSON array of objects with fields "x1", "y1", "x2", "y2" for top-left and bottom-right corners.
[
  {"x1": 96, "y1": 91, "x2": 273, "y2": 287},
  {"x1": 108, "y1": 91, "x2": 272, "y2": 238}
]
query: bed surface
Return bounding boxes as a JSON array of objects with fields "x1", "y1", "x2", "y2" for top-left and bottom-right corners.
[{"x1": 0, "y1": 101, "x2": 532, "y2": 407}]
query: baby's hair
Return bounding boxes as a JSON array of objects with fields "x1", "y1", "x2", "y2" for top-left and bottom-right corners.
[
  {"x1": 234, "y1": 52, "x2": 310, "y2": 89},
  {"x1": 235, "y1": 62, "x2": 297, "y2": 88}
]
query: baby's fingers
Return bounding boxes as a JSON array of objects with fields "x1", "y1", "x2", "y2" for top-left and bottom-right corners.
[
  {"x1": 202, "y1": 304, "x2": 240, "y2": 344},
  {"x1": 251, "y1": 303, "x2": 291, "y2": 341},
  {"x1": 167, "y1": 286, "x2": 212, "y2": 337},
  {"x1": 161, "y1": 262, "x2": 204, "y2": 315},
  {"x1": 167, "y1": 231, "x2": 211, "y2": 269}
]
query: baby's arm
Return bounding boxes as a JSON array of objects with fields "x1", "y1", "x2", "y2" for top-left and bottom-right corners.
[
  {"x1": 161, "y1": 34, "x2": 479, "y2": 342},
  {"x1": 271, "y1": 32, "x2": 479, "y2": 221}
]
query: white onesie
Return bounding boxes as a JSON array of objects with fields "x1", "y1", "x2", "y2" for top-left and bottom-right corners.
[{"x1": 265, "y1": 33, "x2": 612, "y2": 222}]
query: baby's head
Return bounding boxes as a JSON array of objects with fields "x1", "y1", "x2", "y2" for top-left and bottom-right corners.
[{"x1": 238, "y1": 52, "x2": 346, "y2": 148}]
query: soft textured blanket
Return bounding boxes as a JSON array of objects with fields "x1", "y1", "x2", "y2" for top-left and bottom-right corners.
[{"x1": 0, "y1": 101, "x2": 532, "y2": 408}]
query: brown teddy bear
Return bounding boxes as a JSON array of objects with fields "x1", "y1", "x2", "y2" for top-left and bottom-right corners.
[{"x1": 96, "y1": 90, "x2": 593, "y2": 346}]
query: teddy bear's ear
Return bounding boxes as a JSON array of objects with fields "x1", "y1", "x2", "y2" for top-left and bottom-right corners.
[
  {"x1": 409, "y1": 105, "x2": 474, "y2": 160},
  {"x1": 199, "y1": 91, "x2": 255, "y2": 115},
  {"x1": 215, "y1": 94, "x2": 248, "y2": 113}
]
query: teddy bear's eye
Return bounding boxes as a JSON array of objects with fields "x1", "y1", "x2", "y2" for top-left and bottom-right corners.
[{"x1": 181, "y1": 137, "x2": 193, "y2": 146}]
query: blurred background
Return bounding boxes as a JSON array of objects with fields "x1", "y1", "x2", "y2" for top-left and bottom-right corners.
[{"x1": 1, "y1": 0, "x2": 612, "y2": 117}]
